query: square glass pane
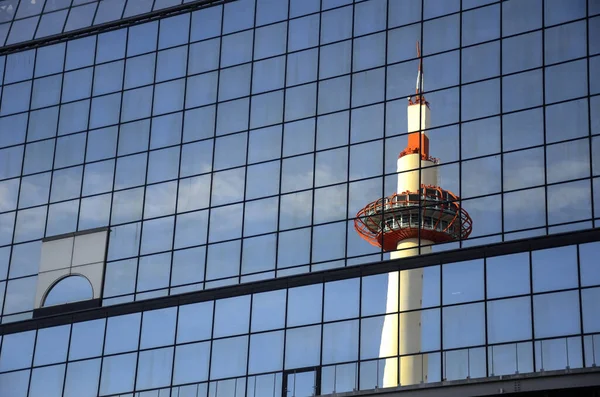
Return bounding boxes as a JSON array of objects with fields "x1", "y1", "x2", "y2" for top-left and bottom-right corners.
[
  {"x1": 532, "y1": 246, "x2": 578, "y2": 293},
  {"x1": 322, "y1": 320, "x2": 359, "y2": 365},
  {"x1": 287, "y1": 284, "x2": 322, "y2": 327},
  {"x1": 216, "y1": 98, "x2": 249, "y2": 136},
  {"x1": 579, "y1": 241, "x2": 600, "y2": 287},
  {"x1": 141, "y1": 307, "x2": 177, "y2": 349},
  {"x1": 173, "y1": 342, "x2": 210, "y2": 385},
  {"x1": 210, "y1": 336, "x2": 249, "y2": 379},
  {"x1": 249, "y1": 331, "x2": 284, "y2": 374},
  {"x1": 253, "y1": 55, "x2": 285, "y2": 93},
  {"x1": 254, "y1": 22, "x2": 286, "y2": 60},
  {"x1": 288, "y1": 14, "x2": 319, "y2": 52},
  {"x1": 177, "y1": 301, "x2": 214, "y2": 343},
  {"x1": 104, "y1": 313, "x2": 141, "y2": 355},
  {"x1": 487, "y1": 297, "x2": 532, "y2": 344},
  {"x1": 64, "y1": 359, "x2": 100, "y2": 397},
  {"x1": 34, "y1": 325, "x2": 70, "y2": 366},
  {"x1": 285, "y1": 325, "x2": 321, "y2": 369},
  {"x1": 0, "y1": 331, "x2": 35, "y2": 371},
  {"x1": 251, "y1": 289, "x2": 285, "y2": 332},
  {"x1": 136, "y1": 347, "x2": 174, "y2": 390},
  {"x1": 486, "y1": 252, "x2": 530, "y2": 299},
  {"x1": 442, "y1": 259, "x2": 484, "y2": 305},
  {"x1": 214, "y1": 295, "x2": 251, "y2": 338},
  {"x1": 99, "y1": 353, "x2": 136, "y2": 395},
  {"x1": 400, "y1": 309, "x2": 441, "y2": 355},
  {"x1": 69, "y1": 319, "x2": 105, "y2": 360},
  {"x1": 242, "y1": 234, "x2": 277, "y2": 276},
  {"x1": 533, "y1": 290, "x2": 580, "y2": 338},
  {"x1": 323, "y1": 278, "x2": 359, "y2": 321},
  {"x1": 442, "y1": 303, "x2": 485, "y2": 349},
  {"x1": 29, "y1": 364, "x2": 65, "y2": 397},
  {"x1": 502, "y1": 0, "x2": 542, "y2": 36}
]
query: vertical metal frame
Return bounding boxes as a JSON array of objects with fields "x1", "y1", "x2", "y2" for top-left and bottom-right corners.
[
  {"x1": 281, "y1": 287, "x2": 290, "y2": 396},
  {"x1": 483, "y1": 254, "x2": 490, "y2": 377},
  {"x1": 73, "y1": 23, "x2": 99, "y2": 243},
  {"x1": 167, "y1": 6, "x2": 195, "y2": 298},
  {"x1": 104, "y1": 10, "x2": 133, "y2": 303},
  {"x1": 201, "y1": 1, "x2": 226, "y2": 291},
  {"x1": 457, "y1": 0, "x2": 463, "y2": 253},
  {"x1": 378, "y1": 0, "x2": 388, "y2": 264},
  {"x1": 94, "y1": 312, "x2": 110, "y2": 396},
  {"x1": 169, "y1": 299, "x2": 182, "y2": 392},
  {"x1": 541, "y1": 0, "x2": 550, "y2": 236},
  {"x1": 529, "y1": 249, "x2": 537, "y2": 371},
  {"x1": 130, "y1": 309, "x2": 144, "y2": 394},
  {"x1": 307, "y1": 0, "x2": 323, "y2": 276},
  {"x1": 243, "y1": 2, "x2": 260, "y2": 390},
  {"x1": 417, "y1": 0, "x2": 424, "y2": 256},
  {"x1": 23, "y1": 328, "x2": 38, "y2": 397},
  {"x1": 273, "y1": 0, "x2": 290, "y2": 279},
  {"x1": 59, "y1": 320, "x2": 75, "y2": 396},
  {"x1": 577, "y1": 243, "x2": 586, "y2": 368},
  {"x1": 499, "y1": 0, "x2": 505, "y2": 241},
  {"x1": 318, "y1": 268, "x2": 326, "y2": 393},
  {"x1": 343, "y1": 0, "x2": 355, "y2": 272},
  {"x1": 207, "y1": 296, "x2": 217, "y2": 395},
  {"x1": 586, "y1": 0, "x2": 596, "y2": 228},
  {"x1": 237, "y1": 0, "x2": 259, "y2": 287}
]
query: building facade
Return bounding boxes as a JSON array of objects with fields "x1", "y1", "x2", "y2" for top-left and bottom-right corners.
[{"x1": 0, "y1": 0, "x2": 599, "y2": 396}]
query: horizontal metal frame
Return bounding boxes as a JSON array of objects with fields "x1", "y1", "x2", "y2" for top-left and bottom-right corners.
[
  {"x1": 321, "y1": 367, "x2": 600, "y2": 397},
  {"x1": 41, "y1": 226, "x2": 110, "y2": 242},
  {"x1": 32, "y1": 297, "x2": 101, "y2": 318},
  {"x1": 0, "y1": 0, "x2": 234, "y2": 56},
  {"x1": 1, "y1": 226, "x2": 599, "y2": 336}
]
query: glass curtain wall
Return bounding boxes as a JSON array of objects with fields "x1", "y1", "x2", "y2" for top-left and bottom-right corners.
[
  {"x1": 0, "y1": 0, "x2": 223, "y2": 46},
  {"x1": 0, "y1": 0, "x2": 599, "y2": 321},
  {"x1": 0, "y1": 240, "x2": 599, "y2": 396}
]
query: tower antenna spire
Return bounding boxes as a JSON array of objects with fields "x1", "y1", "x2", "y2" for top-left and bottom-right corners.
[
  {"x1": 416, "y1": 41, "x2": 422, "y2": 95},
  {"x1": 409, "y1": 41, "x2": 428, "y2": 106}
]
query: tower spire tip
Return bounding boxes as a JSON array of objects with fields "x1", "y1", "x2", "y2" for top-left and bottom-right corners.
[{"x1": 409, "y1": 41, "x2": 428, "y2": 106}]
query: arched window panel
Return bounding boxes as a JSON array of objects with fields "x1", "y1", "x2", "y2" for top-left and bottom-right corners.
[
  {"x1": 43, "y1": 275, "x2": 93, "y2": 307},
  {"x1": 34, "y1": 229, "x2": 109, "y2": 314}
]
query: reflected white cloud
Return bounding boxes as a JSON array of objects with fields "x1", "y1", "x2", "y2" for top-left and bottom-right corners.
[
  {"x1": 7, "y1": 141, "x2": 594, "y2": 250},
  {"x1": 503, "y1": 156, "x2": 590, "y2": 215},
  {"x1": 0, "y1": 178, "x2": 19, "y2": 212}
]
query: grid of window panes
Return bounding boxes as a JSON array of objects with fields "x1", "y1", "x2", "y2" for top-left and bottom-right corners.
[
  {"x1": 0, "y1": 241, "x2": 599, "y2": 397},
  {"x1": 0, "y1": 0, "x2": 600, "y2": 321},
  {"x1": 0, "y1": 0, "x2": 220, "y2": 47}
]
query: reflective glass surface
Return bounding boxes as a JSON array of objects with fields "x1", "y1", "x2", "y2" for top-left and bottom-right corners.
[
  {"x1": 0, "y1": 1, "x2": 596, "y2": 292},
  {"x1": 0, "y1": 240, "x2": 597, "y2": 395},
  {"x1": 0, "y1": 1, "x2": 599, "y2": 394}
]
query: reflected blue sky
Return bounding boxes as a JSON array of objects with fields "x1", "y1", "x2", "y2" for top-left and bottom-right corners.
[
  {"x1": 0, "y1": 0, "x2": 599, "y2": 395},
  {"x1": 0, "y1": 0, "x2": 595, "y2": 311},
  {"x1": 0, "y1": 0, "x2": 596, "y2": 321},
  {"x1": 0, "y1": 241, "x2": 597, "y2": 396}
]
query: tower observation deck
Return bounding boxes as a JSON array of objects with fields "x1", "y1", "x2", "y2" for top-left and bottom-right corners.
[
  {"x1": 353, "y1": 43, "x2": 473, "y2": 389},
  {"x1": 354, "y1": 42, "x2": 472, "y2": 252},
  {"x1": 354, "y1": 185, "x2": 472, "y2": 251}
]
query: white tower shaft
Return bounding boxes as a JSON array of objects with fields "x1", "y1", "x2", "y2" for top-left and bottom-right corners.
[{"x1": 378, "y1": 102, "x2": 438, "y2": 388}]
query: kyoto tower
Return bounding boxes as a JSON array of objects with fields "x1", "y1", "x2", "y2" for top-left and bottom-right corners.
[{"x1": 354, "y1": 43, "x2": 472, "y2": 387}]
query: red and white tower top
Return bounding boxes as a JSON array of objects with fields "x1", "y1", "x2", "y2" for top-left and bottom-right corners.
[{"x1": 354, "y1": 42, "x2": 472, "y2": 252}]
